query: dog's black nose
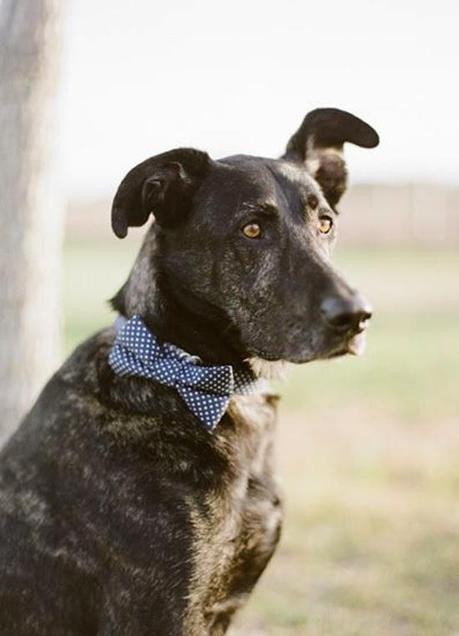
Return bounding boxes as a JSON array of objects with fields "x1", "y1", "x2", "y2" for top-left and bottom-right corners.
[{"x1": 321, "y1": 294, "x2": 372, "y2": 333}]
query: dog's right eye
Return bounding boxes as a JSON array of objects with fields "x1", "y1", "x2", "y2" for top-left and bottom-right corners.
[
  {"x1": 242, "y1": 222, "x2": 262, "y2": 239},
  {"x1": 318, "y1": 216, "x2": 333, "y2": 235}
]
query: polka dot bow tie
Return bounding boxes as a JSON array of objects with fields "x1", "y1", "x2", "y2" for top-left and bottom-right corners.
[{"x1": 108, "y1": 315, "x2": 261, "y2": 431}]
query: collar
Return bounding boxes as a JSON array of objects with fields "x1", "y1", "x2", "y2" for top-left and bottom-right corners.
[{"x1": 108, "y1": 315, "x2": 263, "y2": 431}]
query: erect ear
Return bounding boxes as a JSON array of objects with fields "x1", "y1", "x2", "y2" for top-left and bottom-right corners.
[
  {"x1": 111, "y1": 147, "x2": 211, "y2": 238},
  {"x1": 283, "y1": 108, "x2": 379, "y2": 207}
]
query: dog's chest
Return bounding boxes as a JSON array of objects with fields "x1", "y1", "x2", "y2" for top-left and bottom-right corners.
[{"x1": 185, "y1": 393, "x2": 283, "y2": 631}]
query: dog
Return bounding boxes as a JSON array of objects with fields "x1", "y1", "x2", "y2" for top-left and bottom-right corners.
[{"x1": 0, "y1": 108, "x2": 379, "y2": 635}]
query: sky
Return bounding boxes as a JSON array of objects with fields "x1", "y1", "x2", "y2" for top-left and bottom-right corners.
[{"x1": 56, "y1": 0, "x2": 459, "y2": 198}]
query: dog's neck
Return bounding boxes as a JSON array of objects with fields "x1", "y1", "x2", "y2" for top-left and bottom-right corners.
[
  {"x1": 151, "y1": 277, "x2": 247, "y2": 366},
  {"x1": 111, "y1": 229, "x2": 246, "y2": 367}
]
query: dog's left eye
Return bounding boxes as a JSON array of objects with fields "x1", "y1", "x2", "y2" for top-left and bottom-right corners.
[
  {"x1": 318, "y1": 216, "x2": 333, "y2": 234},
  {"x1": 242, "y1": 222, "x2": 262, "y2": 239}
]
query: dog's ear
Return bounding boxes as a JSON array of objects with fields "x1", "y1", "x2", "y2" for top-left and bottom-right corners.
[
  {"x1": 283, "y1": 108, "x2": 379, "y2": 207},
  {"x1": 111, "y1": 148, "x2": 211, "y2": 238}
]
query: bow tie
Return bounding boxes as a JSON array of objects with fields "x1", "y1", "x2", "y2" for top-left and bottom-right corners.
[{"x1": 108, "y1": 315, "x2": 261, "y2": 430}]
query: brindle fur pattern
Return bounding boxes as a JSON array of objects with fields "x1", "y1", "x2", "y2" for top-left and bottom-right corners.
[{"x1": 0, "y1": 108, "x2": 379, "y2": 634}]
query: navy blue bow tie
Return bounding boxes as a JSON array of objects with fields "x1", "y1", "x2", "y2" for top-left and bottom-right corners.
[{"x1": 108, "y1": 315, "x2": 261, "y2": 430}]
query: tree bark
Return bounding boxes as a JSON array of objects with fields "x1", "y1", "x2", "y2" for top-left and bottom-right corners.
[{"x1": 0, "y1": 0, "x2": 62, "y2": 445}]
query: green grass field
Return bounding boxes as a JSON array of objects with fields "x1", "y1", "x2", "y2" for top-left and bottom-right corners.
[{"x1": 63, "y1": 238, "x2": 459, "y2": 636}]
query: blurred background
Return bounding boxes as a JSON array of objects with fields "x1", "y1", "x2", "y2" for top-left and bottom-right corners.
[{"x1": 1, "y1": 0, "x2": 459, "y2": 634}]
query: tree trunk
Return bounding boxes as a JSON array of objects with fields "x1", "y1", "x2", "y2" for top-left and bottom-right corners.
[{"x1": 0, "y1": 0, "x2": 62, "y2": 445}]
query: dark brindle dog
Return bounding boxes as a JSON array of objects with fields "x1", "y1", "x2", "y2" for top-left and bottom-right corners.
[{"x1": 0, "y1": 108, "x2": 379, "y2": 635}]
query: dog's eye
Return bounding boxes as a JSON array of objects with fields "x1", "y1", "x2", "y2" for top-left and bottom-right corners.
[
  {"x1": 318, "y1": 216, "x2": 333, "y2": 235},
  {"x1": 242, "y1": 222, "x2": 262, "y2": 239}
]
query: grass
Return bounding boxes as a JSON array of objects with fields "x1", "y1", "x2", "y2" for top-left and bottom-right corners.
[
  {"x1": 62, "y1": 238, "x2": 459, "y2": 635},
  {"x1": 232, "y1": 409, "x2": 459, "y2": 635}
]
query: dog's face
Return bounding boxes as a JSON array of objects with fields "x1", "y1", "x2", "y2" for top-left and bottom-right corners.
[{"x1": 112, "y1": 108, "x2": 379, "y2": 364}]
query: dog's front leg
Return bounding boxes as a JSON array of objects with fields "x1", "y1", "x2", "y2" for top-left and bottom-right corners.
[
  {"x1": 97, "y1": 585, "x2": 189, "y2": 636},
  {"x1": 98, "y1": 609, "x2": 186, "y2": 636}
]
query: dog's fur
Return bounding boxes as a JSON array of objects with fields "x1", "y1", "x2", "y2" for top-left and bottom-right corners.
[{"x1": 0, "y1": 108, "x2": 379, "y2": 635}]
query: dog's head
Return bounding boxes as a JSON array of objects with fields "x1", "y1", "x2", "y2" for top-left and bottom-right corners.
[{"x1": 111, "y1": 108, "x2": 379, "y2": 365}]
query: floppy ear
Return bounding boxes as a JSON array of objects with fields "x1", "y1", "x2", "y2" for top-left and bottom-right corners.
[
  {"x1": 283, "y1": 108, "x2": 379, "y2": 207},
  {"x1": 111, "y1": 147, "x2": 211, "y2": 238}
]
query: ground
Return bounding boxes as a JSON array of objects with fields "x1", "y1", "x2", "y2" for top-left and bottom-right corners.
[{"x1": 63, "y1": 238, "x2": 459, "y2": 636}]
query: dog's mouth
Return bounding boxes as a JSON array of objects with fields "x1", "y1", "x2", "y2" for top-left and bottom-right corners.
[
  {"x1": 324, "y1": 331, "x2": 368, "y2": 359},
  {"x1": 318, "y1": 328, "x2": 370, "y2": 365},
  {"x1": 346, "y1": 331, "x2": 367, "y2": 355},
  {"x1": 246, "y1": 329, "x2": 368, "y2": 369}
]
